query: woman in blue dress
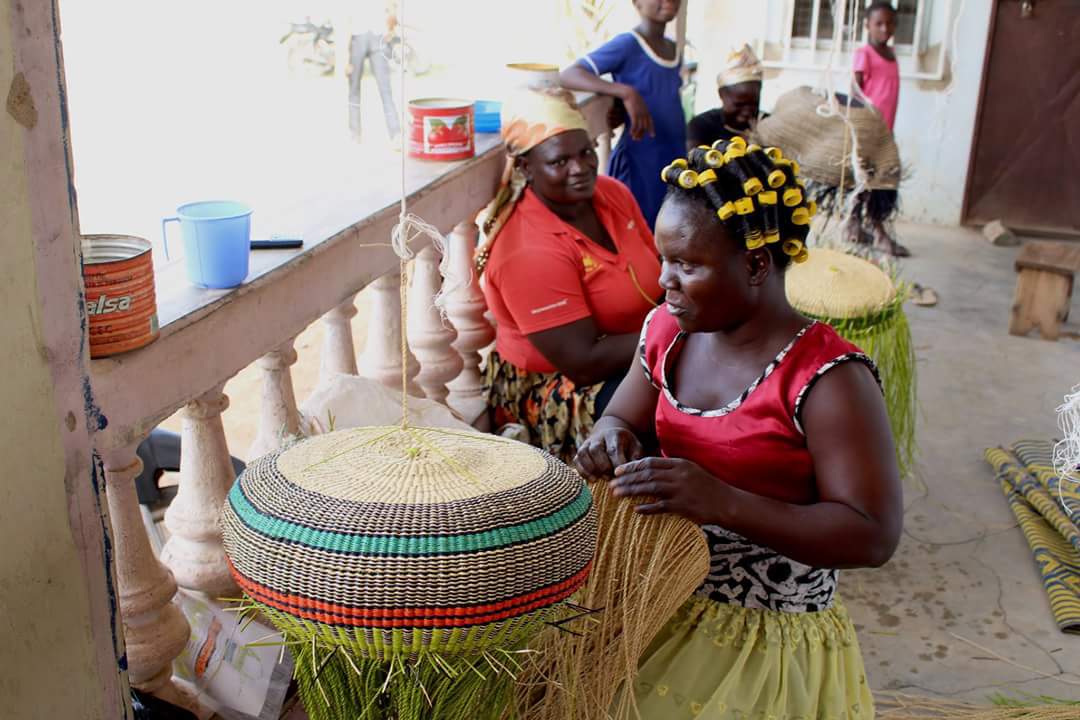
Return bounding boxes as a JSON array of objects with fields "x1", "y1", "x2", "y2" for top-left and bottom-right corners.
[{"x1": 560, "y1": 0, "x2": 687, "y2": 230}]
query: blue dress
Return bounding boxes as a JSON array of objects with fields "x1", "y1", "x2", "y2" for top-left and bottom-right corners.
[{"x1": 578, "y1": 32, "x2": 686, "y2": 230}]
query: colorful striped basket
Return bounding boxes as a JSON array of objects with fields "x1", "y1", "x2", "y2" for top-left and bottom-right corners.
[
  {"x1": 786, "y1": 248, "x2": 917, "y2": 477},
  {"x1": 221, "y1": 425, "x2": 598, "y2": 720}
]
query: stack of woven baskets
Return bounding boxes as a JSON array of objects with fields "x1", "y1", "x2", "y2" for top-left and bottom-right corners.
[{"x1": 786, "y1": 248, "x2": 917, "y2": 476}]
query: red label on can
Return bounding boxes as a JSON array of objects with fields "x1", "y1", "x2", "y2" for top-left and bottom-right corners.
[
  {"x1": 422, "y1": 114, "x2": 471, "y2": 155},
  {"x1": 408, "y1": 100, "x2": 475, "y2": 162}
]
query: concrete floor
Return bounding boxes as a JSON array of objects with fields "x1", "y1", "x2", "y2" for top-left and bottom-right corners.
[{"x1": 842, "y1": 222, "x2": 1080, "y2": 703}]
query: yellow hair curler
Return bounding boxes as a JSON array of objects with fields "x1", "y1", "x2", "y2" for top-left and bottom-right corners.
[
  {"x1": 782, "y1": 239, "x2": 804, "y2": 256},
  {"x1": 717, "y1": 201, "x2": 736, "y2": 221}
]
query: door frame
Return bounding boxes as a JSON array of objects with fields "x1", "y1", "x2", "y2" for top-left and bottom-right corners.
[{"x1": 960, "y1": 0, "x2": 1001, "y2": 226}]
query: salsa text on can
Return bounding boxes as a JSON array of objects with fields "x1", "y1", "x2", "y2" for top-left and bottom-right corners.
[{"x1": 82, "y1": 234, "x2": 159, "y2": 358}]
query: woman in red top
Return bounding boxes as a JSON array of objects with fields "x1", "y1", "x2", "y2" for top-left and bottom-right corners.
[
  {"x1": 477, "y1": 88, "x2": 661, "y2": 461},
  {"x1": 575, "y1": 143, "x2": 901, "y2": 718}
]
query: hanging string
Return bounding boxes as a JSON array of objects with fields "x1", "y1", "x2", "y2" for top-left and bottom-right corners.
[
  {"x1": 382, "y1": 0, "x2": 467, "y2": 429},
  {"x1": 813, "y1": 0, "x2": 871, "y2": 238}
]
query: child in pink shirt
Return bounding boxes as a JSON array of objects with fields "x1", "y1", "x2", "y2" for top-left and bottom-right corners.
[{"x1": 853, "y1": 1, "x2": 899, "y2": 129}]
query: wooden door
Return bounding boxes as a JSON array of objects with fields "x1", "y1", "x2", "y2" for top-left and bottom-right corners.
[{"x1": 963, "y1": 0, "x2": 1080, "y2": 235}]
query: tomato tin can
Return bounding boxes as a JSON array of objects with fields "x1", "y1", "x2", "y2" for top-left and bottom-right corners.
[
  {"x1": 408, "y1": 98, "x2": 475, "y2": 161},
  {"x1": 81, "y1": 234, "x2": 160, "y2": 358}
]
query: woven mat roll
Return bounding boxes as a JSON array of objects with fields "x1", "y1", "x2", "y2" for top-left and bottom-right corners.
[
  {"x1": 786, "y1": 247, "x2": 897, "y2": 319},
  {"x1": 754, "y1": 86, "x2": 901, "y2": 191}
]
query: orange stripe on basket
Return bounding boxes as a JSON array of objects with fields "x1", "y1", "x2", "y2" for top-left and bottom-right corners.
[{"x1": 229, "y1": 559, "x2": 592, "y2": 629}]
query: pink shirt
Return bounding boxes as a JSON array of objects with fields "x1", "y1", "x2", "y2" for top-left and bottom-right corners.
[{"x1": 853, "y1": 44, "x2": 899, "y2": 129}]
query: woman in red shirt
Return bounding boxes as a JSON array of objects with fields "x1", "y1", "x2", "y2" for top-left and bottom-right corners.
[
  {"x1": 477, "y1": 88, "x2": 661, "y2": 461},
  {"x1": 575, "y1": 143, "x2": 901, "y2": 718}
]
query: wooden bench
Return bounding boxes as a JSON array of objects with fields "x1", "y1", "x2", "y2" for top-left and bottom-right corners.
[{"x1": 1010, "y1": 240, "x2": 1080, "y2": 340}]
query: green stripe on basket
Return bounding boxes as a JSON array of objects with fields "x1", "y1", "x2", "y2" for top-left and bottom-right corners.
[{"x1": 228, "y1": 482, "x2": 592, "y2": 556}]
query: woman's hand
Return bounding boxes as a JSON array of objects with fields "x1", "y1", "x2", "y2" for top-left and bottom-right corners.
[
  {"x1": 574, "y1": 425, "x2": 644, "y2": 481},
  {"x1": 610, "y1": 457, "x2": 726, "y2": 525},
  {"x1": 617, "y1": 86, "x2": 655, "y2": 141}
]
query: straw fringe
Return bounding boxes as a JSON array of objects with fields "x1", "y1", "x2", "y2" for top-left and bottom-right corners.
[
  {"x1": 786, "y1": 249, "x2": 917, "y2": 477},
  {"x1": 512, "y1": 481, "x2": 711, "y2": 720},
  {"x1": 876, "y1": 692, "x2": 1080, "y2": 720}
]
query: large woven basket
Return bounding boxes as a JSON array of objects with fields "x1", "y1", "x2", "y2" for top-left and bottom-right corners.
[
  {"x1": 786, "y1": 249, "x2": 917, "y2": 476},
  {"x1": 221, "y1": 425, "x2": 598, "y2": 720},
  {"x1": 222, "y1": 426, "x2": 597, "y2": 658},
  {"x1": 755, "y1": 86, "x2": 901, "y2": 191}
]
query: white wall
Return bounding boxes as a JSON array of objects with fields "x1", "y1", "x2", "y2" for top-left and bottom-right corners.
[{"x1": 692, "y1": 0, "x2": 994, "y2": 226}]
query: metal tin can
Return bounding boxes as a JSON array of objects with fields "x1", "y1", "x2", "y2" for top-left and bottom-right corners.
[
  {"x1": 408, "y1": 98, "x2": 475, "y2": 161},
  {"x1": 82, "y1": 234, "x2": 159, "y2": 358}
]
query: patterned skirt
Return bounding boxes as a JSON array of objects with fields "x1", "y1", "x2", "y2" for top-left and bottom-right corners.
[
  {"x1": 633, "y1": 595, "x2": 874, "y2": 720},
  {"x1": 483, "y1": 350, "x2": 617, "y2": 464}
]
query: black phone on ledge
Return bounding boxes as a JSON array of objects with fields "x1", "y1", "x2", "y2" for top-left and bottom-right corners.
[{"x1": 251, "y1": 235, "x2": 303, "y2": 250}]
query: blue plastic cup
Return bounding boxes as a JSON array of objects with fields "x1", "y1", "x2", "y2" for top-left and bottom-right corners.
[
  {"x1": 474, "y1": 100, "x2": 502, "y2": 133},
  {"x1": 162, "y1": 200, "x2": 252, "y2": 289}
]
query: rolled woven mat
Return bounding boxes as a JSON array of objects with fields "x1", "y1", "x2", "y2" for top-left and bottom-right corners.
[
  {"x1": 754, "y1": 86, "x2": 901, "y2": 191},
  {"x1": 876, "y1": 692, "x2": 1079, "y2": 719},
  {"x1": 786, "y1": 248, "x2": 917, "y2": 477},
  {"x1": 221, "y1": 425, "x2": 598, "y2": 720},
  {"x1": 512, "y1": 479, "x2": 711, "y2": 720}
]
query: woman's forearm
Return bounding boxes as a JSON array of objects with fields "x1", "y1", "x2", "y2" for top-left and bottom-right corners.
[
  {"x1": 570, "y1": 332, "x2": 638, "y2": 386},
  {"x1": 559, "y1": 66, "x2": 631, "y2": 101},
  {"x1": 713, "y1": 484, "x2": 900, "y2": 569}
]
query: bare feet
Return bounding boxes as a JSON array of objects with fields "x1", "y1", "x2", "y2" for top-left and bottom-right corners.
[{"x1": 872, "y1": 226, "x2": 910, "y2": 257}]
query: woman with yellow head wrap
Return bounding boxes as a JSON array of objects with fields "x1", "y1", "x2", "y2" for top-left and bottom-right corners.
[
  {"x1": 686, "y1": 44, "x2": 766, "y2": 149},
  {"x1": 477, "y1": 88, "x2": 662, "y2": 462}
]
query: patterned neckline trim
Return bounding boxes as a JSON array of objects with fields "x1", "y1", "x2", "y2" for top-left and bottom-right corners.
[{"x1": 660, "y1": 322, "x2": 817, "y2": 418}]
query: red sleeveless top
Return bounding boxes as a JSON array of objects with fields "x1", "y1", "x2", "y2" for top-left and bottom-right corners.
[{"x1": 640, "y1": 306, "x2": 878, "y2": 506}]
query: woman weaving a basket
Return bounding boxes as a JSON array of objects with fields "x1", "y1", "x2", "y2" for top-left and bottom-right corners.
[
  {"x1": 478, "y1": 88, "x2": 661, "y2": 462},
  {"x1": 575, "y1": 143, "x2": 902, "y2": 719}
]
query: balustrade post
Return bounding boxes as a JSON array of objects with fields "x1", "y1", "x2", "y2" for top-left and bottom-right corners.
[
  {"x1": 359, "y1": 270, "x2": 423, "y2": 397},
  {"x1": 319, "y1": 294, "x2": 360, "y2": 385},
  {"x1": 445, "y1": 220, "x2": 496, "y2": 423},
  {"x1": 597, "y1": 131, "x2": 612, "y2": 176},
  {"x1": 161, "y1": 385, "x2": 239, "y2": 598},
  {"x1": 248, "y1": 338, "x2": 303, "y2": 460},
  {"x1": 101, "y1": 444, "x2": 200, "y2": 716},
  {"x1": 406, "y1": 245, "x2": 463, "y2": 403}
]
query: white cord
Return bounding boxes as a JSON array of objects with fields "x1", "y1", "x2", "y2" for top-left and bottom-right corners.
[
  {"x1": 1054, "y1": 385, "x2": 1080, "y2": 519},
  {"x1": 386, "y1": 0, "x2": 464, "y2": 320}
]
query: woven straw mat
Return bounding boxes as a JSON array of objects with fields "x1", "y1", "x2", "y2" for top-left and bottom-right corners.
[
  {"x1": 754, "y1": 86, "x2": 901, "y2": 191},
  {"x1": 220, "y1": 426, "x2": 598, "y2": 658},
  {"x1": 786, "y1": 248, "x2": 897, "y2": 320}
]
